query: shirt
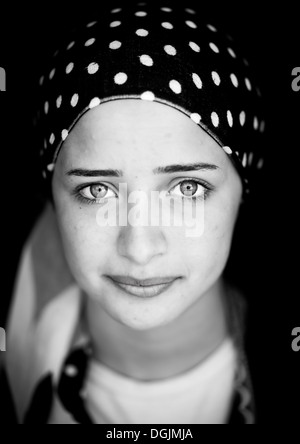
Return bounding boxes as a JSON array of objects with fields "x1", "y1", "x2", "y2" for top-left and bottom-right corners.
[{"x1": 82, "y1": 337, "x2": 237, "y2": 424}]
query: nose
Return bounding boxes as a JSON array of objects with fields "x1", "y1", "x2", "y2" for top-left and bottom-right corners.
[{"x1": 117, "y1": 224, "x2": 168, "y2": 266}]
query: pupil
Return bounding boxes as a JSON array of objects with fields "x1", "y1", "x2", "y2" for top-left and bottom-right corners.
[
  {"x1": 90, "y1": 184, "x2": 108, "y2": 198},
  {"x1": 180, "y1": 180, "x2": 197, "y2": 197}
]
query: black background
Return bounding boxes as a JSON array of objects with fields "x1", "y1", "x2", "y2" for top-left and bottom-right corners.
[{"x1": 0, "y1": 0, "x2": 299, "y2": 424}]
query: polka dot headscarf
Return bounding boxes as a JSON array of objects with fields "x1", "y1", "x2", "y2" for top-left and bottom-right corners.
[{"x1": 36, "y1": 1, "x2": 266, "y2": 194}]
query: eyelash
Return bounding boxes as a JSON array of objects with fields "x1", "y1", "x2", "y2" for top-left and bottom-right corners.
[
  {"x1": 73, "y1": 178, "x2": 214, "y2": 206},
  {"x1": 74, "y1": 184, "x2": 117, "y2": 206},
  {"x1": 172, "y1": 179, "x2": 213, "y2": 202}
]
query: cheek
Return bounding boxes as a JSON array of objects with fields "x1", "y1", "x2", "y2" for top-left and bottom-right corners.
[
  {"x1": 55, "y1": 203, "x2": 113, "y2": 281},
  {"x1": 181, "y1": 201, "x2": 239, "y2": 281}
]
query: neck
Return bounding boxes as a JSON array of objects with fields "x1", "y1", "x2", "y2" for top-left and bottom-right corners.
[{"x1": 84, "y1": 278, "x2": 230, "y2": 381}]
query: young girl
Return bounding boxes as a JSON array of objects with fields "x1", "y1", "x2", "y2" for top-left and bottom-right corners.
[{"x1": 2, "y1": 1, "x2": 265, "y2": 424}]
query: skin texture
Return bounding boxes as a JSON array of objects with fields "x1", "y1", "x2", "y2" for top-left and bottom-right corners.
[{"x1": 52, "y1": 100, "x2": 243, "y2": 379}]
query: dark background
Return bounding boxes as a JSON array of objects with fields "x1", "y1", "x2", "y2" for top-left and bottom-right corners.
[{"x1": 0, "y1": 0, "x2": 299, "y2": 424}]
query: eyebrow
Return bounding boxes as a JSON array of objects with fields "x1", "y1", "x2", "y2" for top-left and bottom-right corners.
[{"x1": 67, "y1": 163, "x2": 219, "y2": 177}]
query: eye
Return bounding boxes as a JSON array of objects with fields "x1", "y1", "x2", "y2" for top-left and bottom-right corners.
[
  {"x1": 80, "y1": 183, "x2": 117, "y2": 201},
  {"x1": 169, "y1": 179, "x2": 207, "y2": 200}
]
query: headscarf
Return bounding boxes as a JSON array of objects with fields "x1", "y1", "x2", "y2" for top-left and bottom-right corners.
[{"x1": 35, "y1": 1, "x2": 266, "y2": 194}]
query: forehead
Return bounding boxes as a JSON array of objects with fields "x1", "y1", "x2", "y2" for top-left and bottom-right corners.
[{"x1": 58, "y1": 100, "x2": 229, "y2": 169}]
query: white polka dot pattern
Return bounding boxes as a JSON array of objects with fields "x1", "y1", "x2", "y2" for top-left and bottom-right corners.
[
  {"x1": 87, "y1": 63, "x2": 99, "y2": 74},
  {"x1": 67, "y1": 41, "x2": 75, "y2": 50},
  {"x1": 56, "y1": 95, "x2": 62, "y2": 108},
  {"x1": 66, "y1": 63, "x2": 74, "y2": 74},
  {"x1": 141, "y1": 91, "x2": 155, "y2": 101},
  {"x1": 189, "y1": 41, "x2": 200, "y2": 52},
  {"x1": 162, "y1": 22, "x2": 173, "y2": 29},
  {"x1": 253, "y1": 116, "x2": 259, "y2": 130},
  {"x1": 85, "y1": 38, "x2": 96, "y2": 47},
  {"x1": 110, "y1": 21, "x2": 121, "y2": 28},
  {"x1": 190, "y1": 113, "x2": 201, "y2": 124},
  {"x1": 245, "y1": 78, "x2": 252, "y2": 91},
  {"x1": 89, "y1": 97, "x2": 101, "y2": 109},
  {"x1": 135, "y1": 11, "x2": 147, "y2": 17},
  {"x1": 185, "y1": 8, "x2": 196, "y2": 14},
  {"x1": 109, "y1": 40, "x2": 122, "y2": 50},
  {"x1": 169, "y1": 80, "x2": 182, "y2": 94},
  {"x1": 186, "y1": 21, "x2": 197, "y2": 29},
  {"x1": 240, "y1": 111, "x2": 246, "y2": 126},
  {"x1": 49, "y1": 133, "x2": 55, "y2": 145},
  {"x1": 86, "y1": 21, "x2": 97, "y2": 28},
  {"x1": 209, "y1": 43, "x2": 219, "y2": 53},
  {"x1": 47, "y1": 163, "x2": 54, "y2": 172},
  {"x1": 228, "y1": 48, "x2": 236, "y2": 58},
  {"x1": 61, "y1": 130, "x2": 69, "y2": 141},
  {"x1": 37, "y1": 3, "x2": 265, "y2": 190},
  {"x1": 227, "y1": 110, "x2": 233, "y2": 127},
  {"x1": 136, "y1": 29, "x2": 148, "y2": 37},
  {"x1": 192, "y1": 73, "x2": 202, "y2": 89},
  {"x1": 114, "y1": 72, "x2": 128, "y2": 84},
  {"x1": 230, "y1": 73, "x2": 239, "y2": 87},
  {"x1": 223, "y1": 146, "x2": 233, "y2": 155},
  {"x1": 140, "y1": 54, "x2": 154, "y2": 67},
  {"x1": 211, "y1": 112, "x2": 219, "y2": 127},
  {"x1": 49, "y1": 69, "x2": 56, "y2": 80},
  {"x1": 212, "y1": 71, "x2": 221, "y2": 86},
  {"x1": 207, "y1": 24, "x2": 217, "y2": 32},
  {"x1": 71, "y1": 94, "x2": 79, "y2": 107},
  {"x1": 257, "y1": 159, "x2": 264, "y2": 169},
  {"x1": 164, "y1": 45, "x2": 177, "y2": 56}
]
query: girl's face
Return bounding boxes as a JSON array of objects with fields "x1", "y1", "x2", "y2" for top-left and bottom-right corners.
[{"x1": 52, "y1": 100, "x2": 242, "y2": 330}]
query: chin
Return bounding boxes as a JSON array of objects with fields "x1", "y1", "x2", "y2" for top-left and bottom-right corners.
[
  {"x1": 114, "y1": 316, "x2": 173, "y2": 331},
  {"x1": 104, "y1": 300, "x2": 182, "y2": 331}
]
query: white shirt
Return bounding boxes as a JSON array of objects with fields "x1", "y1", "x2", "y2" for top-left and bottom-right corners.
[{"x1": 83, "y1": 337, "x2": 237, "y2": 424}]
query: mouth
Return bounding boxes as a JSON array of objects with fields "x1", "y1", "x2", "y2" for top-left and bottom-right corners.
[{"x1": 105, "y1": 275, "x2": 181, "y2": 298}]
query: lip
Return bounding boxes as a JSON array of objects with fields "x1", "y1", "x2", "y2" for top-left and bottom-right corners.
[
  {"x1": 106, "y1": 275, "x2": 180, "y2": 298},
  {"x1": 107, "y1": 275, "x2": 180, "y2": 286}
]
